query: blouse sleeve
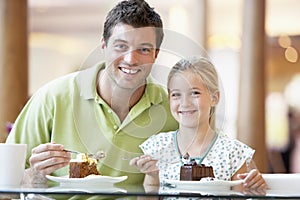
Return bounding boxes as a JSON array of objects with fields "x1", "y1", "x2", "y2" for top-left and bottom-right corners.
[
  {"x1": 140, "y1": 135, "x2": 160, "y2": 158},
  {"x1": 208, "y1": 132, "x2": 255, "y2": 180},
  {"x1": 231, "y1": 139, "x2": 255, "y2": 174},
  {"x1": 139, "y1": 131, "x2": 175, "y2": 160}
]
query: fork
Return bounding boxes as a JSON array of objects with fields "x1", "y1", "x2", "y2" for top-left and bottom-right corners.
[
  {"x1": 122, "y1": 157, "x2": 181, "y2": 164},
  {"x1": 64, "y1": 149, "x2": 81, "y2": 154},
  {"x1": 64, "y1": 149, "x2": 105, "y2": 160}
]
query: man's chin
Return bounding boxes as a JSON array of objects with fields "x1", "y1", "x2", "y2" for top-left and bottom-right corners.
[{"x1": 117, "y1": 79, "x2": 146, "y2": 89}]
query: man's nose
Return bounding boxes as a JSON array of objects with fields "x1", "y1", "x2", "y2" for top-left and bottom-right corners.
[{"x1": 123, "y1": 50, "x2": 139, "y2": 65}]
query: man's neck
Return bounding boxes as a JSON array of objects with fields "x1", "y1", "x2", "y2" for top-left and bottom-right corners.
[{"x1": 96, "y1": 69, "x2": 146, "y2": 122}]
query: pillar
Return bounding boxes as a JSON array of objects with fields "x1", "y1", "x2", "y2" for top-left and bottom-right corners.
[
  {"x1": 191, "y1": 0, "x2": 208, "y2": 50},
  {"x1": 238, "y1": 0, "x2": 268, "y2": 172},
  {"x1": 0, "y1": 0, "x2": 28, "y2": 142}
]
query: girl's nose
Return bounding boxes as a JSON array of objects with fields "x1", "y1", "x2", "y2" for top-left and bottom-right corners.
[{"x1": 181, "y1": 94, "x2": 192, "y2": 106}]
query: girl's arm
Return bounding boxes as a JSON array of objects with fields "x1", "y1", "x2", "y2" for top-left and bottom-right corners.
[
  {"x1": 232, "y1": 162, "x2": 267, "y2": 190},
  {"x1": 143, "y1": 170, "x2": 159, "y2": 186},
  {"x1": 129, "y1": 155, "x2": 160, "y2": 186}
]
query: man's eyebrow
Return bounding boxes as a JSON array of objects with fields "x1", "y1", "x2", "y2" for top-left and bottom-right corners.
[
  {"x1": 139, "y1": 43, "x2": 155, "y2": 48},
  {"x1": 112, "y1": 39, "x2": 154, "y2": 48},
  {"x1": 113, "y1": 39, "x2": 128, "y2": 44}
]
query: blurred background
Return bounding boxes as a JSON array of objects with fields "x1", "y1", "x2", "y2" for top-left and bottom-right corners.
[{"x1": 1, "y1": 0, "x2": 299, "y2": 173}]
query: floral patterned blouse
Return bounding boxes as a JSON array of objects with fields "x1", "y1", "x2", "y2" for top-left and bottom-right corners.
[{"x1": 140, "y1": 130, "x2": 255, "y2": 184}]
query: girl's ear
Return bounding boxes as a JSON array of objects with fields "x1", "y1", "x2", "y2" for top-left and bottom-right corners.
[
  {"x1": 211, "y1": 91, "x2": 220, "y2": 106},
  {"x1": 101, "y1": 37, "x2": 106, "y2": 49}
]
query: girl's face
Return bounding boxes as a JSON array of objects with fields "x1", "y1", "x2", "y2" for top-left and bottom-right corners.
[{"x1": 168, "y1": 71, "x2": 214, "y2": 129}]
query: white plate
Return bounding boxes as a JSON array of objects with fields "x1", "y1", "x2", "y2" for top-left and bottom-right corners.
[
  {"x1": 262, "y1": 173, "x2": 300, "y2": 191},
  {"x1": 46, "y1": 175, "x2": 128, "y2": 187},
  {"x1": 46, "y1": 185, "x2": 127, "y2": 193},
  {"x1": 164, "y1": 179, "x2": 243, "y2": 190}
]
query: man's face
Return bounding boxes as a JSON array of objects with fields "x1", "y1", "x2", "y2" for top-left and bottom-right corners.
[{"x1": 102, "y1": 24, "x2": 159, "y2": 90}]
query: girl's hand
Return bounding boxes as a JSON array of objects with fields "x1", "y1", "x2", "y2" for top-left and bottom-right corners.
[
  {"x1": 129, "y1": 155, "x2": 158, "y2": 176},
  {"x1": 237, "y1": 169, "x2": 267, "y2": 190},
  {"x1": 129, "y1": 155, "x2": 160, "y2": 186}
]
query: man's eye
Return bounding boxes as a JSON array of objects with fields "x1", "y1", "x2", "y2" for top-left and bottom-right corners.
[
  {"x1": 114, "y1": 44, "x2": 128, "y2": 51},
  {"x1": 137, "y1": 47, "x2": 152, "y2": 55}
]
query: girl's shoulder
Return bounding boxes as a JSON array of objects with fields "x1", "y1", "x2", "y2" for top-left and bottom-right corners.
[
  {"x1": 215, "y1": 130, "x2": 231, "y2": 142},
  {"x1": 215, "y1": 130, "x2": 252, "y2": 150},
  {"x1": 156, "y1": 130, "x2": 175, "y2": 137},
  {"x1": 140, "y1": 130, "x2": 177, "y2": 156},
  {"x1": 146, "y1": 130, "x2": 176, "y2": 144}
]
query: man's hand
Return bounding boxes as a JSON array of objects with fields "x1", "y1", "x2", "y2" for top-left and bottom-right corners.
[{"x1": 29, "y1": 143, "x2": 71, "y2": 176}]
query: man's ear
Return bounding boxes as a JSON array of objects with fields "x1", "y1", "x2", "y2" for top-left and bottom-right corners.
[
  {"x1": 154, "y1": 49, "x2": 160, "y2": 59},
  {"x1": 211, "y1": 91, "x2": 220, "y2": 106},
  {"x1": 101, "y1": 37, "x2": 106, "y2": 49}
]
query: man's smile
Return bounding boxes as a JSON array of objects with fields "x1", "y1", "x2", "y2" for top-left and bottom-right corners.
[{"x1": 119, "y1": 67, "x2": 140, "y2": 74}]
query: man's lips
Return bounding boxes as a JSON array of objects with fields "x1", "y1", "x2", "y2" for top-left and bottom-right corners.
[{"x1": 119, "y1": 67, "x2": 140, "y2": 74}]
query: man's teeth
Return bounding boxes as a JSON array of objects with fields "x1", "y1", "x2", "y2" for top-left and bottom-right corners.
[{"x1": 121, "y1": 68, "x2": 139, "y2": 74}]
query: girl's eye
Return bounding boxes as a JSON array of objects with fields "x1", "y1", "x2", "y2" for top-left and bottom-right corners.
[
  {"x1": 191, "y1": 91, "x2": 201, "y2": 96},
  {"x1": 171, "y1": 92, "x2": 181, "y2": 98}
]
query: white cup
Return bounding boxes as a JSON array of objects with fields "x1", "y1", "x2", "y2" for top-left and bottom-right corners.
[{"x1": 0, "y1": 143, "x2": 27, "y2": 186}]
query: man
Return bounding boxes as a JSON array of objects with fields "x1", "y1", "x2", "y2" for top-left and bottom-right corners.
[{"x1": 6, "y1": 0, "x2": 178, "y2": 185}]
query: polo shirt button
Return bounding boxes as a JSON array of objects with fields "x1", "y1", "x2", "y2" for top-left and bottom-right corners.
[
  {"x1": 108, "y1": 110, "x2": 112, "y2": 113},
  {"x1": 113, "y1": 125, "x2": 118, "y2": 129},
  {"x1": 95, "y1": 97, "x2": 100, "y2": 103}
]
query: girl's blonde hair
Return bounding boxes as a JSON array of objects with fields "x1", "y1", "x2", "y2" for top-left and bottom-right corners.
[{"x1": 167, "y1": 56, "x2": 219, "y2": 129}]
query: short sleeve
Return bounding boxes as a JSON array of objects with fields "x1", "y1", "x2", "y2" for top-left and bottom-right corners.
[
  {"x1": 140, "y1": 135, "x2": 160, "y2": 158},
  {"x1": 204, "y1": 132, "x2": 255, "y2": 180},
  {"x1": 140, "y1": 131, "x2": 175, "y2": 160}
]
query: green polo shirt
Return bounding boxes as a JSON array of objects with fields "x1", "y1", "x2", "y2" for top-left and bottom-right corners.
[{"x1": 6, "y1": 63, "x2": 178, "y2": 185}]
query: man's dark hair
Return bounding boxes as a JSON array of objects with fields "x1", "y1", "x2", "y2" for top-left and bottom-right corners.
[{"x1": 103, "y1": 0, "x2": 164, "y2": 49}]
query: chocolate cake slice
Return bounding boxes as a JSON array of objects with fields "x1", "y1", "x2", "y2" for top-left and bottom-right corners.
[{"x1": 180, "y1": 159, "x2": 214, "y2": 181}]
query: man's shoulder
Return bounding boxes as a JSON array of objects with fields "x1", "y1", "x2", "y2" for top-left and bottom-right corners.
[
  {"x1": 36, "y1": 64, "x2": 102, "y2": 96},
  {"x1": 146, "y1": 79, "x2": 167, "y2": 91},
  {"x1": 145, "y1": 80, "x2": 168, "y2": 104},
  {"x1": 37, "y1": 72, "x2": 79, "y2": 95}
]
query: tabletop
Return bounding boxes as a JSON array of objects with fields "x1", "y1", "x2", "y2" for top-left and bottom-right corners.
[{"x1": 1, "y1": 178, "x2": 300, "y2": 200}]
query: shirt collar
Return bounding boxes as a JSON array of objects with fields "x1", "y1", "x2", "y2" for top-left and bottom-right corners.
[
  {"x1": 76, "y1": 62, "x2": 165, "y2": 105},
  {"x1": 76, "y1": 62, "x2": 104, "y2": 100}
]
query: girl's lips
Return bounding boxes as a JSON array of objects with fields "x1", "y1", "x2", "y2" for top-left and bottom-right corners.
[{"x1": 179, "y1": 110, "x2": 197, "y2": 115}]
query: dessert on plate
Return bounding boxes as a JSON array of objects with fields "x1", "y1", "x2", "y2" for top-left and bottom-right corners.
[
  {"x1": 180, "y1": 153, "x2": 215, "y2": 181},
  {"x1": 69, "y1": 153, "x2": 101, "y2": 178}
]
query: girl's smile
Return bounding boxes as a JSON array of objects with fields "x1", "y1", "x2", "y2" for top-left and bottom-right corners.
[{"x1": 168, "y1": 70, "x2": 213, "y2": 128}]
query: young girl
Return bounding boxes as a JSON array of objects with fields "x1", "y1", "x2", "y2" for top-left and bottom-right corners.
[{"x1": 130, "y1": 56, "x2": 266, "y2": 190}]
